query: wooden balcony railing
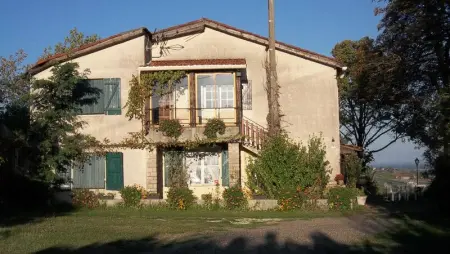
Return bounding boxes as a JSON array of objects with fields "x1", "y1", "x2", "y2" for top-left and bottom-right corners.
[{"x1": 241, "y1": 117, "x2": 268, "y2": 150}]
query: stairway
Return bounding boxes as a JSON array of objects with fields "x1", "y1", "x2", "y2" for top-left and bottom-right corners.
[{"x1": 241, "y1": 117, "x2": 268, "y2": 154}]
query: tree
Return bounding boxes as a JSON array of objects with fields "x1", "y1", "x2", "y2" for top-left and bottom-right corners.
[
  {"x1": 40, "y1": 28, "x2": 100, "y2": 60},
  {"x1": 28, "y1": 63, "x2": 101, "y2": 180},
  {"x1": 375, "y1": 0, "x2": 450, "y2": 159},
  {"x1": 332, "y1": 37, "x2": 408, "y2": 164},
  {"x1": 0, "y1": 49, "x2": 29, "y2": 107}
]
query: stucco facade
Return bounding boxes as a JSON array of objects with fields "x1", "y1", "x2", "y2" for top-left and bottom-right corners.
[
  {"x1": 151, "y1": 27, "x2": 341, "y2": 180},
  {"x1": 30, "y1": 19, "x2": 341, "y2": 198}
]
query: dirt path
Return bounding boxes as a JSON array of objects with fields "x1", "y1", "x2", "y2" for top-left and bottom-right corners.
[{"x1": 157, "y1": 211, "x2": 398, "y2": 253}]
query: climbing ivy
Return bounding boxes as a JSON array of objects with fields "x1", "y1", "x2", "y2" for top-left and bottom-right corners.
[{"x1": 125, "y1": 70, "x2": 186, "y2": 122}]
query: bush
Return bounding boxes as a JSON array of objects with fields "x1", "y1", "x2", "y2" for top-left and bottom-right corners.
[
  {"x1": 167, "y1": 186, "x2": 196, "y2": 210},
  {"x1": 327, "y1": 187, "x2": 358, "y2": 210},
  {"x1": 246, "y1": 134, "x2": 330, "y2": 198},
  {"x1": 342, "y1": 154, "x2": 362, "y2": 187},
  {"x1": 72, "y1": 189, "x2": 100, "y2": 209},
  {"x1": 201, "y1": 193, "x2": 214, "y2": 210},
  {"x1": 222, "y1": 186, "x2": 248, "y2": 210},
  {"x1": 159, "y1": 119, "x2": 183, "y2": 139},
  {"x1": 277, "y1": 188, "x2": 306, "y2": 211},
  {"x1": 120, "y1": 186, "x2": 142, "y2": 207},
  {"x1": 203, "y1": 118, "x2": 226, "y2": 139}
]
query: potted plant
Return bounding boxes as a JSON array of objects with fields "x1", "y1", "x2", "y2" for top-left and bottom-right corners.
[
  {"x1": 356, "y1": 188, "x2": 367, "y2": 206},
  {"x1": 335, "y1": 174, "x2": 345, "y2": 186}
]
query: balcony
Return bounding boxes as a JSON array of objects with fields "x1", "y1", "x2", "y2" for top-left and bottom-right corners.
[{"x1": 147, "y1": 106, "x2": 241, "y2": 142}]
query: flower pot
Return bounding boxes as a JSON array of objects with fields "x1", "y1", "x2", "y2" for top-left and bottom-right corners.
[
  {"x1": 337, "y1": 180, "x2": 344, "y2": 186},
  {"x1": 356, "y1": 195, "x2": 367, "y2": 206}
]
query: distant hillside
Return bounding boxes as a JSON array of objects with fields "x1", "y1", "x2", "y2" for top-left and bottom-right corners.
[{"x1": 370, "y1": 162, "x2": 425, "y2": 171}]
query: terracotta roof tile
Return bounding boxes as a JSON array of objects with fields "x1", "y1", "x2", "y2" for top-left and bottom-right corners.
[{"x1": 149, "y1": 59, "x2": 246, "y2": 67}]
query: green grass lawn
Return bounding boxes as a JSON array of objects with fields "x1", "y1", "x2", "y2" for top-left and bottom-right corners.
[{"x1": 0, "y1": 207, "x2": 358, "y2": 253}]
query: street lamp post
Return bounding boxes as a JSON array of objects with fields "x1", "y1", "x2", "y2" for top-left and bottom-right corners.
[{"x1": 415, "y1": 158, "x2": 420, "y2": 187}]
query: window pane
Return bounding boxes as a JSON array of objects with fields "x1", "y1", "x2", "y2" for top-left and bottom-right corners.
[
  {"x1": 197, "y1": 75, "x2": 214, "y2": 108},
  {"x1": 204, "y1": 166, "x2": 220, "y2": 184}
]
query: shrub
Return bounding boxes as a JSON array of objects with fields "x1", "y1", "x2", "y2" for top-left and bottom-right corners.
[
  {"x1": 132, "y1": 184, "x2": 148, "y2": 199},
  {"x1": 72, "y1": 189, "x2": 100, "y2": 209},
  {"x1": 120, "y1": 186, "x2": 142, "y2": 207},
  {"x1": 167, "y1": 186, "x2": 196, "y2": 210},
  {"x1": 203, "y1": 118, "x2": 226, "y2": 139},
  {"x1": 342, "y1": 154, "x2": 362, "y2": 187},
  {"x1": 246, "y1": 134, "x2": 330, "y2": 198},
  {"x1": 277, "y1": 187, "x2": 306, "y2": 211},
  {"x1": 159, "y1": 119, "x2": 183, "y2": 139},
  {"x1": 327, "y1": 187, "x2": 358, "y2": 210},
  {"x1": 165, "y1": 151, "x2": 189, "y2": 188},
  {"x1": 222, "y1": 186, "x2": 248, "y2": 210},
  {"x1": 201, "y1": 193, "x2": 214, "y2": 209}
]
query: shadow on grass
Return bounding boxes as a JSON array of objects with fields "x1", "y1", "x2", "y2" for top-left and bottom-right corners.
[
  {"x1": 35, "y1": 232, "x2": 355, "y2": 254},
  {"x1": 33, "y1": 220, "x2": 450, "y2": 254}
]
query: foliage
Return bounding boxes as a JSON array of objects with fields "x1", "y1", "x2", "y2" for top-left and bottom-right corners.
[
  {"x1": 165, "y1": 150, "x2": 189, "y2": 188},
  {"x1": 125, "y1": 71, "x2": 186, "y2": 122},
  {"x1": 375, "y1": 0, "x2": 450, "y2": 157},
  {"x1": 167, "y1": 186, "x2": 196, "y2": 210},
  {"x1": 0, "y1": 49, "x2": 29, "y2": 105},
  {"x1": 264, "y1": 57, "x2": 282, "y2": 136},
  {"x1": 97, "y1": 193, "x2": 115, "y2": 200},
  {"x1": 327, "y1": 187, "x2": 358, "y2": 211},
  {"x1": 332, "y1": 37, "x2": 408, "y2": 165},
  {"x1": 342, "y1": 154, "x2": 363, "y2": 187},
  {"x1": 201, "y1": 193, "x2": 214, "y2": 210},
  {"x1": 40, "y1": 28, "x2": 100, "y2": 60},
  {"x1": 357, "y1": 171, "x2": 378, "y2": 196},
  {"x1": 246, "y1": 134, "x2": 330, "y2": 198},
  {"x1": 119, "y1": 186, "x2": 142, "y2": 207},
  {"x1": 425, "y1": 155, "x2": 450, "y2": 212},
  {"x1": 334, "y1": 174, "x2": 344, "y2": 182},
  {"x1": 222, "y1": 186, "x2": 248, "y2": 210},
  {"x1": 72, "y1": 189, "x2": 100, "y2": 209},
  {"x1": 0, "y1": 172, "x2": 51, "y2": 211},
  {"x1": 277, "y1": 187, "x2": 306, "y2": 211},
  {"x1": 29, "y1": 63, "x2": 101, "y2": 181},
  {"x1": 159, "y1": 119, "x2": 183, "y2": 139},
  {"x1": 203, "y1": 118, "x2": 226, "y2": 139}
]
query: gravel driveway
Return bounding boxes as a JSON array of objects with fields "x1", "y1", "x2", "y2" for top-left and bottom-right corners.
[{"x1": 155, "y1": 211, "x2": 398, "y2": 253}]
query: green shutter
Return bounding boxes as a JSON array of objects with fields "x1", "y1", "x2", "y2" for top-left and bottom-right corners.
[
  {"x1": 81, "y1": 80, "x2": 104, "y2": 114},
  {"x1": 72, "y1": 156, "x2": 105, "y2": 188},
  {"x1": 104, "y1": 78, "x2": 121, "y2": 115},
  {"x1": 222, "y1": 150, "x2": 229, "y2": 186},
  {"x1": 106, "y1": 152, "x2": 124, "y2": 190}
]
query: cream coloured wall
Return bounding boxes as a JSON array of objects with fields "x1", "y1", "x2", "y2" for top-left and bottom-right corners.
[
  {"x1": 33, "y1": 36, "x2": 149, "y2": 189},
  {"x1": 151, "y1": 28, "x2": 341, "y2": 179}
]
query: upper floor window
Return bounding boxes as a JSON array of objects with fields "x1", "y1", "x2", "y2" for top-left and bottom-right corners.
[
  {"x1": 80, "y1": 78, "x2": 121, "y2": 115},
  {"x1": 197, "y1": 73, "x2": 234, "y2": 109}
]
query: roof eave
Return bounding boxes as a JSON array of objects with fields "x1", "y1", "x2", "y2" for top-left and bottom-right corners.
[{"x1": 29, "y1": 28, "x2": 151, "y2": 76}]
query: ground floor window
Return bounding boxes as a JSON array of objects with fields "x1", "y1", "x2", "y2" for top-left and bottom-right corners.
[
  {"x1": 164, "y1": 150, "x2": 229, "y2": 187},
  {"x1": 186, "y1": 152, "x2": 220, "y2": 185}
]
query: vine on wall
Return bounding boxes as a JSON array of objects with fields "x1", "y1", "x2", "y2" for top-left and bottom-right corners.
[{"x1": 125, "y1": 70, "x2": 186, "y2": 122}]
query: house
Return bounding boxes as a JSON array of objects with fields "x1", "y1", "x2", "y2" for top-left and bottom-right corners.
[{"x1": 30, "y1": 18, "x2": 343, "y2": 198}]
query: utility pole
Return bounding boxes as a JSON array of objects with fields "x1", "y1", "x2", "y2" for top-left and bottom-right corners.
[{"x1": 268, "y1": 0, "x2": 280, "y2": 135}]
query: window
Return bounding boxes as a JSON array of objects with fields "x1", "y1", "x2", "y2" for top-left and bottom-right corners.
[
  {"x1": 151, "y1": 77, "x2": 188, "y2": 124},
  {"x1": 164, "y1": 151, "x2": 225, "y2": 186},
  {"x1": 197, "y1": 73, "x2": 234, "y2": 109},
  {"x1": 242, "y1": 80, "x2": 252, "y2": 110},
  {"x1": 186, "y1": 152, "x2": 220, "y2": 185},
  {"x1": 72, "y1": 156, "x2": 106, "y2": 189},
  {"x1": 80, "y1": 78, "x2": 121, "y2": 115}
]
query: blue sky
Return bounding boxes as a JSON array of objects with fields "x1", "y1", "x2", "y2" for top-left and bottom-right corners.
[{"x1": 0, "y1": 0, "x2": 424, "y2": 166}]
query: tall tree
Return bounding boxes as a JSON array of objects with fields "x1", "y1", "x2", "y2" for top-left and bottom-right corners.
[
  {"x1": 332, "y1": 37, "x2": 407, "y2": 164},
  {"x1": 40, "y1": 28, "x2": 100, "y2": 60},
  {"x1": 0, "y1": 50, "x2": 29, "y2": 107},
  {"x1": 28, "y1": 63, "x2": 101, "y2": 180},
  {"x1": 375, "y1": 0, "x2": 450, "y2": 158}
]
